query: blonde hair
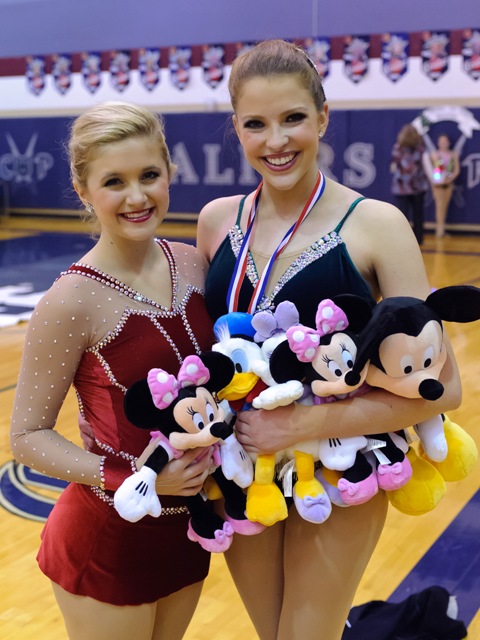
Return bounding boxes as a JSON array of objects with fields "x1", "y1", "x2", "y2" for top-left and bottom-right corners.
[
  {"x1": 228, "y1": 40, "x2": 326, "y2": 112},
  {"x1": 68, "y1": 101, "x2": 176, "y2": 190}
]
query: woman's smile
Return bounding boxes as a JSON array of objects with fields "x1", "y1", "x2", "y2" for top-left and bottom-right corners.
[
  {"x1": 120, "y1": 207, "x2": 155, "y2": 222},
  {"x1": 263, "y1": 152, "x2": 298, "y2": 170}
]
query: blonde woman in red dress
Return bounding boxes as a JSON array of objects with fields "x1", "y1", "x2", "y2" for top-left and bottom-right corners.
[{"x1": 10, "y1": 102, "x2": 216, "y2": 640}]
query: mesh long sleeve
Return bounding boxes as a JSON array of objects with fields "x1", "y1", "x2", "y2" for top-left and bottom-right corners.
[{"x1": 11, "y1": 274, "x2": 107, "y2": 485}]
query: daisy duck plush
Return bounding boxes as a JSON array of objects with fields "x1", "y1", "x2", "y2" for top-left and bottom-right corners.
[
  {"x1": 114, "y1": 352, "x2": 263, "y2": 552},
  {"x1": 249, "y1": 301, "x2": 333, "y2": 525},
  {"x1": 212, "y1": 304, "x2": 332, "y2": 527}
]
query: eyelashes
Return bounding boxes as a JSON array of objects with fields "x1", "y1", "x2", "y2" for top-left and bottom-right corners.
[
  {"x1": 143, "y1": 170, "x2": 160, "y2": 180},
  {"x1": 102, "y1": 170, "x2": 161, "y2": 188},
  {"x1": 242, "y1": 112, "x2": 308, "y2": 130},
  {"x1": 244, "y1": 119, "x2": 263, "y2": 129},
  {"x1": 103, "y1": 177, "x2": 121, "y2": 187},
  {"x1": 286, "y1": 113, "x2": 307, "y2": 123}
]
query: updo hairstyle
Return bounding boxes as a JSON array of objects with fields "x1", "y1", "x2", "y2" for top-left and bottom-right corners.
[
  {"x1": 228, "y1": 39, "x2": 326, "y2": 113},
  {"x1": 68, "y1": 101, "x2": 176, "y2": 191}
]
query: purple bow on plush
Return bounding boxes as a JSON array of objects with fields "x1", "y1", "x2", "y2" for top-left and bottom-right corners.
[{"x1": 252, "y1": 301, "x2": 300, "y2": 343}]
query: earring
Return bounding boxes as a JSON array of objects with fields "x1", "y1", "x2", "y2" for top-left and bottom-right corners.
[
  {"x1": 85, "y1": 202, "x2": 95, "y2": 215},
  {"x1": 318, "y1": 131, "x2": 324, "y2": 139}
]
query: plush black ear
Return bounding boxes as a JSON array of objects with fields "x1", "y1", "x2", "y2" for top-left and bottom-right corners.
[
  {"x1": 348, "y1": 300, "x2": 410, "y2": 380},
  {"x1": 269, "y1": 339, "x2": 306, "y2": 384},
  {"x1": 124, "y1": 379, "x2": 163, "y2": 429},
  {"x1": 332, "y1": 294, "x2": 374, "y2": 333},
  {"x1": 199, "y1": 351, "x2": 235, "y2": 392},
  {"x1": 426, "y1": 285, "x2": 480, "y2": 323}
]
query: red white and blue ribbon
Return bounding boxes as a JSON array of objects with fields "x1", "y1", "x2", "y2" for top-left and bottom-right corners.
[{"x1": 227, "y1": 170, "x2": 326, "y2": 313}]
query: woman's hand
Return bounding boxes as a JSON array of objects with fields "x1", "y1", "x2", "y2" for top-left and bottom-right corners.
[
  {"x1": 154, "y1": 447, "x2": 214, "y2": 496},
  {"x1": 113, "y1": 444, "x2": 215, "y2": 523},
  {"x1": 78, "y1": 413, "x2": 95, "y2": 450},
  {"x1": 235, "y1": 405, "x2": 313, "y2": 454}
]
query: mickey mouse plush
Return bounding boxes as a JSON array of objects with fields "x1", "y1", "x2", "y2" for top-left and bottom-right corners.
[
  {"x1": 344, "y1": 284, "x2": 480, "y2": 514},
  {"x1": 114, "y1": 352, "x2": 263, "y2": 552}
]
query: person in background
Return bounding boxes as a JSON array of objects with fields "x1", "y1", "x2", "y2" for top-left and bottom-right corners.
[
  {"x1": 423, "y1": 133, "x2": 460, "y2": 239},
  {"x1": 390, "y1": 123, "x2": 429, "y2": 245},
  {"x1": 10, "y1": 102, "x2": 216, "y2": 640},
  {"x1": 197, "y1": 39, "x2": 461, "y2": 640}
]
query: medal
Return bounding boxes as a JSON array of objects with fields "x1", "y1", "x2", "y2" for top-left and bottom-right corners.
[{"x1": 227, "y1": 171, "x2": 326, "y2": 313}]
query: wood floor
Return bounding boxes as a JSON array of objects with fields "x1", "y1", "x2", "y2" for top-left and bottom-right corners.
[{"x1": 0, "y1": 219, "x2": 479, "y2": 639}]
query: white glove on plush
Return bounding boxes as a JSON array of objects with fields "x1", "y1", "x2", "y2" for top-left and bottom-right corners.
[
  {"x1": 318, "y1": 435, "x2": 368, "y2": 471},
  {"x1": 252, "y1": 380, "x2": 304, "y2": 410},
  {"x1": 113, "y1": 465, "x2": 161, "y2": 522},
  {"x1": 220, "y1": 434, "x2": 253, "y2": 488},
  {"x1": 414, "y1": 415, "x2": 448, "y2": 462}
]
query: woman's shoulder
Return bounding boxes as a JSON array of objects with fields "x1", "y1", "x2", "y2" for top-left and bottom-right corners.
[
  {"x1": 197, "y1": 194, "x2": 248, "y2": 262},
  {"x1": 356, "y1": 197, "x2": 407, "y2": 226},
  {"x1": 168, "y1": 241, "x2": 208, "y2": 287},
  {"x1": 168, "y1": 240, "x2": 204, "y2": 264},
  {"x1": 29, "y1": 269, "x2": 99, "y2": 329},
  {"x1": 328, "y1": 181, "x2": 400, "y2": 223},
  {"x1": 359, "y1": 197, "x2": 421, "y2": 252},
  {"x1": 199, "y1": 194, "x2": 246, "y2": 223},
  {"x1": 50, "y1": 267, "x2": 98, "y2": 297},
  {"x1": 340, "y1": 195, "x2": 410, "y2": 243},
  {"x1": 343, "y1": 197, "x2": 428, "y2": 297}
]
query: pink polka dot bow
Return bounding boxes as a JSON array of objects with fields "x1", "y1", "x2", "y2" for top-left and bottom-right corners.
[
  {"x1": 285, "y1": 299, "x2": 349, "y2": 362},
  {"x1": 147, "y1": 355, "x2": 211, "y2": 410}
]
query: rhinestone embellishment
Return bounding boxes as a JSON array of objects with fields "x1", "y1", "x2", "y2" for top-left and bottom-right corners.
[{"x1": 229, "y1": 225, "x2": 344, "y2": 309}]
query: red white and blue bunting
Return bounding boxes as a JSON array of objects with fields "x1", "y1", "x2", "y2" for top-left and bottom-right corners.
[
  {"x1": 81, "y1": 51, "x2": 102, "y2": 94},
  {"x1": 421, "y1": 31, "x2": 450, "y2": 81},
  {"x1": 201, "y1": 44, "x2": 225, "y2": 89},
  {"x1": 14, "y1": 28, "x2": 480, "y2": 95},
  {"x1": 51, "y1": 53, "x2": 72, "y2": 95},
  {"x1": 343, "y1": 35, "x2": 370, "y2": 83},
  {"x1": 109, "y1": 49, "x2": 131, "y2": 92},
  {"x1": 138, "y1": 47, "x2": 161, "y2": 92},
  {"x1": 462, "y1": 28, "x2": 480, "y2": 80},
  {"x1": 381, "y1": 32, "x2": 409, "y2": 83},
  {"x1": 304, "y1": 37, "x2": 331, "y2": 79},
  {"x1": 25, "y1": 55, "x2": 46, "y2": 96},
  {"x1": 169, "y1": 46, "x2": 192, "y2": 90}
]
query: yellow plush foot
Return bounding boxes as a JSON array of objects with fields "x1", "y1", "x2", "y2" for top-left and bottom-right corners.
[
  {"x1": 202, "y1": 476, "x2": 223, "y2": 500},
  {"x1": 292, "y1": 450, "x2": 332, "y2": 523},
  {"x1": 294, "y1": 451, "x2": 327, "y2": 498},
  {"x1": 388, "y1": 447, "x2": 446, "y2": 516},
  {"x1": 254, "y1": 453, "x2": 276, "y2": 484},
  {"x1": 245, "y1": 454, "x2": 287, "y2": 526},
  {"x1": 294, "y1": 478, "x2": 326, "y2": 500},
  {"x1": 322, "y1": 467, "x2": 343, "y2": 486},
  {"x1": 421, "y1": 415, "x2": 478, "y2": 482},
  {"x1": 246, "y1": 481, "x2": 288, "y2": 526}
]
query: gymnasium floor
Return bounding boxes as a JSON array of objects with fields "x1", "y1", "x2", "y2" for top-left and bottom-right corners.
[{"x1": 0, "y1": 215, "x2": 479, "y2": 639}]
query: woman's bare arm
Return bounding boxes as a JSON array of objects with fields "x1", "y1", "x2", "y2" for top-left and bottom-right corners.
[
  {"x1": 197, "y1": 195, "x2": 245, "y2": 263},
  {"x1": 235, "y1": 199, "x2": 462, "y2": 453},
  {"x1": 235, "y1": 339, "x2": 460, "y2": 453}
]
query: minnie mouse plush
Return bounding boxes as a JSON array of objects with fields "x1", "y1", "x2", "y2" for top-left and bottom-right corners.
[
  {"x1": 114, "y1": 352, "x2": 263, "y2": 552},
  {"x1": 267, "y1": 295, "x2": 412, "y2": 507}
]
